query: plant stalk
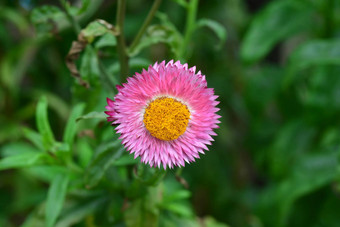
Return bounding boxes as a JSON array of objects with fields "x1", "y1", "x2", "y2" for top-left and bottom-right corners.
[
  {"x1": 179, "y1": 0, "x2": 199, "y2": 60},
  {"x1": 116, "y1": 0, "x2": 129, "y2": 82},
  {"x1": 129, "y1": 0, "x2": 163, "y2": 54}
]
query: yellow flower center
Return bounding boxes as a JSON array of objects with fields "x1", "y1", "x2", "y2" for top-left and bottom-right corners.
[{"x1": 143, "y1": 97, "x2": 190, "y2": 141}]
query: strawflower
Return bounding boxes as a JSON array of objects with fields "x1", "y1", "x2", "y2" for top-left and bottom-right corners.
[{"x1": 105, "y1": 60, "x2": 220, "y2": 169}]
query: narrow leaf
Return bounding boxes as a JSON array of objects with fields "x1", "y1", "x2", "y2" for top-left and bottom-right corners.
[
  {"x1": 46, "y1": 174, "x2": 69, "y2": 227},
  {"x1": 0, "y1": 153, "x2": 45, "y2": 170},
  {"x1": 1, "y1": 142, "x2": 40, "y2": 157},
  {"x1": 63, "y1": 103, "x2": 85, "y2": 146},
  {"x1": 85, "y1": 141, "x2": 123, "y2": 188},
  {"x1": 22, "y1": 127, "x2": 44, "y2": 151},
  {"x1": 76, "y1": 111, "x2": 106, "y2": 122},
  {"x1": 56, "y1": 198, "x2": 106, "y2": 227},
  {"x1": 36, "y1": 96, "x2": 55, "y2": 151},
  {"x1": 113, "y1": 154, "x2": 139, "y2": 166}
]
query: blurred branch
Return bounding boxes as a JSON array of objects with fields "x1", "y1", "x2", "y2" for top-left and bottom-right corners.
[
  {"x1": 116, "y1": 0, "x2": 129, "y2": 82},
  {"x1": 129, "y1": 0, "x2": 163, "y2": 54}
]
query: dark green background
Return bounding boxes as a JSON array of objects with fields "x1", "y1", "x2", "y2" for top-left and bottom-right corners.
[{"x1": 1, "y1": 0, "x2": 340, "y2": 226}]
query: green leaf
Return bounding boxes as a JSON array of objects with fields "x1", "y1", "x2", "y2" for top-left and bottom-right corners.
[
  {"x1": 128, "y1": 13, "x2": 182, "y2": 57},
  {"x1": 196, "y1": 18, "x2": 227, "y2": 49},
  {"x1": 241, "y1": 0, "x2": 313, "y2": 63},
  {"x1": 45, "y1": 174, "x2": 69, "y2": 227},
  {"x1": 258, "y1": 149, "x2": 338, "y2": 226},
  {"x1": 0, "y1": 152, "x2": 46, "y2": 170},
  {"x1": 76, "y1": 111, "x2": 106, "y2": 122},
  {"x1": 85, "y1": 141, "x2": 123, "y2": 188},
  {"x1": 113, "y1": 154, "x2": 140, "y2": 166},
  {"x1": 63, "y1": 103, "x2": 85, "y2": 146},
  {"x1": 30, "y1": 5, "x2": 67, "y2": 36},
  {"x1": 36, "y1": 96, "x2": 56, "y2": 151},
  {"x1": 76, "y1": 138, "x2": 93, "y2": 168},
  {"x1": 162, "y1": 203, "x2": 193, "y2": 218},
  {"x1": 79, "y1": 45, "x2": 100, "y2": 85},
  {"x1": 56, "y1": 198, "x2": 106, "y2": 227},
  {"x1": 203, "y1": 216, "x2": 230, "y2": 227},
  {"x1": 22, "y1": 127, "x2": 44, "y2": 151},
  {"x1": 21, "y1": 204, "x2": 46, "y2": 227},
  {"x1": 62, "y1": 0, "x2": 91, "y2": 16},
  {"x1": 268, "y1": 121, "x2": 316, "y2": 178},
  {"x1": 1, "y1": 142, "x2": 40, "y2": 157},
  {"x1": 77, "y1": 0, "x2": 91, "y2": 15},
  {"x1": 284, "y1": 39, "x2": 340, "y2": 86},
  {"x1": 81, "y1": 20, "x2": 116, "y2": 43},
  {"x1": 277, "y1": 150, "x2": 338, "y2": 221},
  {"x1": 95, "y1": 33, "x2": 117, "y2": 49},
  {"x1": 31, "y1": 6, "x2": 65, "y2": 24},
  {"x1": 79, "y1": 46, "x2": 115, "y2": 92},
  {"x1": 1, "y1": 41, "x2": 37, "y2": 95},
  {"x1": 162, "y1": 190, "x2": 191, "y2": 203},
  {"x1": 0, "y1": 7, "x2": 29, "y2": 33},
  {"x1": 171, "y1": 0, "x2": 188, "y2": 8},
  {"x1": 124, "y1": 186, "x2": 160, "y2": 227},
  {"x1": 25, "y1": 166, "x2": 72, "y2": 183},
  {"x1": 35, "y1": 91, "x2": 70, "y2": 121}
]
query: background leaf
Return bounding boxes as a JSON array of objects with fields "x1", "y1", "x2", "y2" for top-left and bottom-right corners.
[
  {"x1": 284, "y1": 39, "x2": 340, "y2": 86},
  {"x1": 241, "y1": 0, "x2": 313, "y2": 63},
  {"x1": 196, "y1": 18, "x2": 227, "y2": 49},
  {"x1": 0, "y1": 153, "x2": 45, "y2": 170}
]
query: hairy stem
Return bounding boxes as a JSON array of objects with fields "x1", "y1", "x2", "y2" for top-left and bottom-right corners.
[
  {"x1": 116, "y1": 0, "x2": 129, "y2": 82},
  {"x1": 129, "y1": 0, "x2": 163, "y2": 54}
]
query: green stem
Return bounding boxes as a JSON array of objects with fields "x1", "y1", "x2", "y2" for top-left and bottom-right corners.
[
  {"x1": 128, "y1": 0, "x2": 163, "y2": 54},
  {"x1": 179, "y1": 0, "x2": 199, "y2": 61},
  {"x1": 116, "y1": 0, "x2": 129, "y2": 82}
]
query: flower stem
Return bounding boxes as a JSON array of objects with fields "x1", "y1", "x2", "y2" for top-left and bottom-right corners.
[
  {"x1": 116, "y1": 0, "x2": 129, "y2": 82},
  {"x1": 128, "y1": 0, "x2": 163, "y2": 54},
  {"x1": 179, "y1": 0, "x2": 199, "y2": 61}
]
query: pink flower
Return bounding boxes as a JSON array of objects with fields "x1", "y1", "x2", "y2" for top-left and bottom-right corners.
[{"x1": 105, "y1": 60, "x2": 220, "y2": 169}]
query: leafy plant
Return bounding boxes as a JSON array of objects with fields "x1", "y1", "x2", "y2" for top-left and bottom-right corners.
[{"x1": 1, "y1": 0, "x2": 340, "y2": 226}]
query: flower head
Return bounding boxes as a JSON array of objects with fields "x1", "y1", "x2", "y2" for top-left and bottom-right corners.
[{"x1": 105, "y1": 60, "x2": 220, "y2": 169}]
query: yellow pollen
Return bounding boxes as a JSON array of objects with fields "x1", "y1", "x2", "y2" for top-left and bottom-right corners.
[{"x1": 143, "y1": 97, "x2": 190, "y2": 141}]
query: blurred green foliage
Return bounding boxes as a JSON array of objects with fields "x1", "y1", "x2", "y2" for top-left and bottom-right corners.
[{"x1": 0, "y1": 0, "x2": 340, "y2": 226}]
